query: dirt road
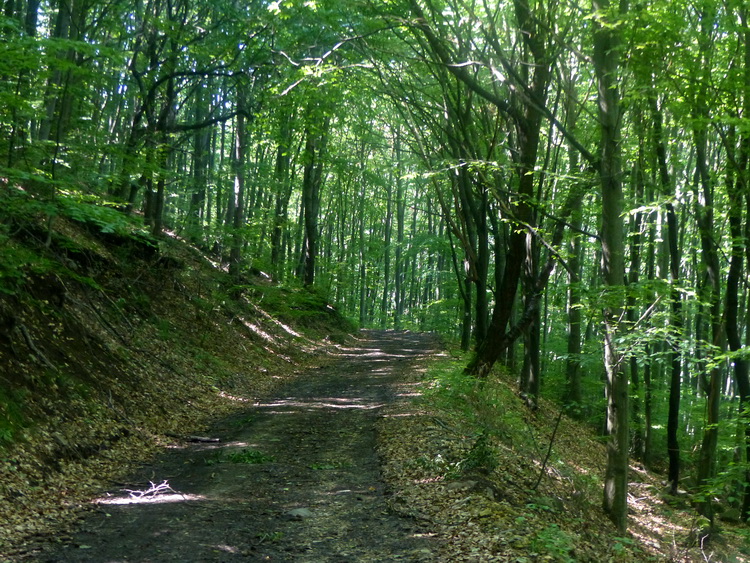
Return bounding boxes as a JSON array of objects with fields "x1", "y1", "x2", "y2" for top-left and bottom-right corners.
[{"x1": 33, "y1": 331, "x2": 441, "y2": 562}]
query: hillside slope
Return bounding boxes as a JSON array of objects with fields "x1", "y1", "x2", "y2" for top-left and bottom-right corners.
[
  {"x1": 377, "y1": 358, "x2": 750, "y2": 562},
  {"x1": 0, "y1": 193, "x2": 352, "y2": 554}
]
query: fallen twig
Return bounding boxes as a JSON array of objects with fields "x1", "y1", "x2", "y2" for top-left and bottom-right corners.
[
  {"x1": 531, "y1": 408, "x2": 565, "y2": 492},
  {"x1": 17, "y1": 323, "x2": 57, "y2": 372},
  {"x1": 124, "y1": 480, "x2": 175, "y2": 499}
]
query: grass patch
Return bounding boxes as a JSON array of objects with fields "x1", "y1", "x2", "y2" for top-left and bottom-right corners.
[
  {"x1": 226, "y1": 448, "x2": 274, "y2": 464},
  {"x1": 206, "y1": 448, "x2": 274, "y2": 466}
]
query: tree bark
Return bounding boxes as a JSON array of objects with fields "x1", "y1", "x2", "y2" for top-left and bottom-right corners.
[
  {"x1": 299, "y1": 107, "x2": 329, "y2": 287},
  {"x1": 593, "y1": 0, "x2": 629, "y2": 533},
  {"x1": 693, "y1": 2, "x2": 723, "y2": 523},
  {"x1": 229, "y1": 103, "x2": 247, "y2": 279}
]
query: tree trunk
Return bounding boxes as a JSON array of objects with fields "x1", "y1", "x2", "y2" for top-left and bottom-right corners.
[
  {"x1": 229, "y1": 106, "x2": 247, "y2": 278},
  {"x1": 394, "y1": 132, "x2": 406, "y2": 329},
  {"x1": 593, "y1": 0, "x2": 629, "y2": 533},
  {"x1": 693, "y1": 3, "x2": 723, "y2": 523},
  {"x1": 187, "y1": 84, "x2": 211, "y2": 243},
  {"x1": 734, "y1": 3, "x2": 750, "y2": 521},
  {"x1": 299, "y1": 110, "x2": 329, "y2": 287},
  {"x1": 270, "y1": 110, "x2": 294, "y2": 281},
  {"x1": 381, "y1": 177, "x2": 393, "y2": 328}
]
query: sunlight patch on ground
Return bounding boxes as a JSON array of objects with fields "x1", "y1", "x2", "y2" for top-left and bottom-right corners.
[
  {"x1": 218, "y1": 391, "x2": 252, "y2": 402},
  {"x1": 621, "y1": 469, "x2": 746, "y2": 562},
  {"x1": 212, "y1": 544, "x2": 240, "y2": 554},
  {"x1": 252, "y1": 305, "x2": 304, "y2": 338},
  {"x1": 564, "y1": 461, "x2": 592, "y2": 475},
  {"x1": 323, "y1": 488, "x2": 377, "y2": 496},
  {"x1": 239, "y1": 317, "x2": 277, "y2": 344},
  {"x1": 382, "y1": 412, "x2": 421, "y2": 418},
  {"x1": 395, "y1": 382, "x2": 424, "y2": 399},
  {"x1": 414, "y1": 476, "x2": 444, "y2": 484},
  {"x1": 337, "y1": 352, "x2": 417, "y2": 362},
  {"x1": 94, "y1": 481, "x2": 205, "y2": 506},
  {"x1": 95, "y1": 493, "x2": 206, "y2": 505},
  {"x1": 256, "y1": 397, "x2": 383, "y2": 410},
  {"x1": 222, "y1": 440, "x2": 256, "y2": 448}
]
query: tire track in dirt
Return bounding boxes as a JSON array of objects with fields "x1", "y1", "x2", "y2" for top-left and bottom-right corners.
[{"x1": 33, "y1": 330, "x2": 441, "y2": 562}]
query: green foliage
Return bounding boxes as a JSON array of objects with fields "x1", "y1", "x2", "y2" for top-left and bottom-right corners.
[
  {"x1": 421, "y1": 357, "x2": 523, "y2": 444},
  {"x1": 57, "y1": 193, "x2": 138, "y2": 236},
  {"x1": 0, "y1": 186, "x2": 155, "y2": 295},
  {"x1": 693, "y1": 455, "x2": 750, "y2": 511},
  {"x1": 455, "y1": 432, "x2": 498, "y2": 476},
  {"x1": 529, "y1": 524, "x2": 576, "y2": 563},
  {"x1": 224, "y1": 448, "x2": 275, "y2": 464},
  {"x1": 727, "y1": 528, "x2": 750, "y2": 556},
  {"x1": 247, "y1": 284, "x2": 355, "y2": 331},
  {"x1": 610, "y1": 535, "x2": 638, "y2": 560},
  {"x1": 0, "y1": 244, "x2": 49, "y2": 295},
  {"x1": 206, "y1": 448, "x2": 275, "y2": 465},
  {"x1": 256, "y1": 531, "x2": 284, "y2": 544},
  {"x1": 0, "y1": 387, "x2": 28, "y2": 446},
  {"x1": 155, "y1": 318, "x2": 174, "y2": 341}
]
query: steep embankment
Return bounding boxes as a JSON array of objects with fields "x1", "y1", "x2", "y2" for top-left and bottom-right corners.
[
  {"x1": 378, "y1": 358, "x2": 750, "y2": 562},
  {"x1": 0, "y1": 195, "x2": 352, "y2": 555}
]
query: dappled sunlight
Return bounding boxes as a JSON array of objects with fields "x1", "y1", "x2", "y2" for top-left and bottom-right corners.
[
  {"x1": 620, "y1": 462, "x2": 750, "y2": 562},
  {"x1": 257, "y1": 396, "x2": 384, "y2": 411},
  {"x1": 94, "y1": 481, "x2": 206, "y2": 506},
  {"x1": 218, "y1": 391, "x2": 253, "y2": 402},
  {"x1": 212, "y1": 544, "x2": 241, "y2": 555},
  {"x1": 222, "y1": 440, "x2": 256, "y2": 448},
  {"x1": 627, "y1": 483, "x2": 694, "y2": 557},
  {"x1": 414, "y1": 476, "x2": 444, "y2": 484},
  {"x1": 395, "y1": 382, "x2": 425, "y2": 397},
  {"x1": 21, "y1": 332, "x2": 445, "y2": 560},
  {"x1": 322, "y1": 488, "x2": 376, "y2": 497},
  {"x1": 382, "y1": 411, "x2": 422, "y2": 418},
  {"x1": 96, "y1": 493, "x2": 206, "y2": 505},
  {"x1": 396, "y1": 390, "x2": 422, "y2": 398},
  {"x1": 252, "y1": 305, "x2": 304, "y2": 339},
  {"x1": 337, "y1": 352, "x2": 419, "y2": 362},
  {"x1": 239, "y1": 317, "x2": 278, "y2": 344},
  {"x1": 563, "y1": 461, "x2": 592, "y2": 475}
]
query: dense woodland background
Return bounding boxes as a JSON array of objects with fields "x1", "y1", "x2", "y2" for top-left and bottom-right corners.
[{"x1": 2, "y1": 0, "x2": 750, "y2": 538}]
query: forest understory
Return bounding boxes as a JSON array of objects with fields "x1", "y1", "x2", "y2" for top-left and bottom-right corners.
[{"x1": 0, "y1": 210, "x2": 748, "y2": 561}]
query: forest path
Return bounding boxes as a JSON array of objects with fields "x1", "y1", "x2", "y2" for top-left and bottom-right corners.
[{"x1": 36, "y1": 330, "x2": 441, "y2": 562}]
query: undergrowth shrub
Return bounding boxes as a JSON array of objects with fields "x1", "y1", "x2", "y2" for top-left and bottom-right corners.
[
  {"x1": 0, "y1": 387, "x2": 27, "y2": 445},
  {"x1": 57, "y1": 194, "x2": 136, "y2": 235},
  {"x1": 529, "y1": 524, "x2": 576, "y2": 562},
  {"x1": 420, "y1": 358, "x2": 534, "y2": 477},
  {"x1": 421, "y1": 358, "x2": 525, "y2": 444}
]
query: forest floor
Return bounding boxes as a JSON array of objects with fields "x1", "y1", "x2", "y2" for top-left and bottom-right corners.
[
  {"x1": 9, "y1": 331, "x2": 443, "y2": 562},
  {"x1": 5, "y1": 329, "x2": 749, "y2": 562}
]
